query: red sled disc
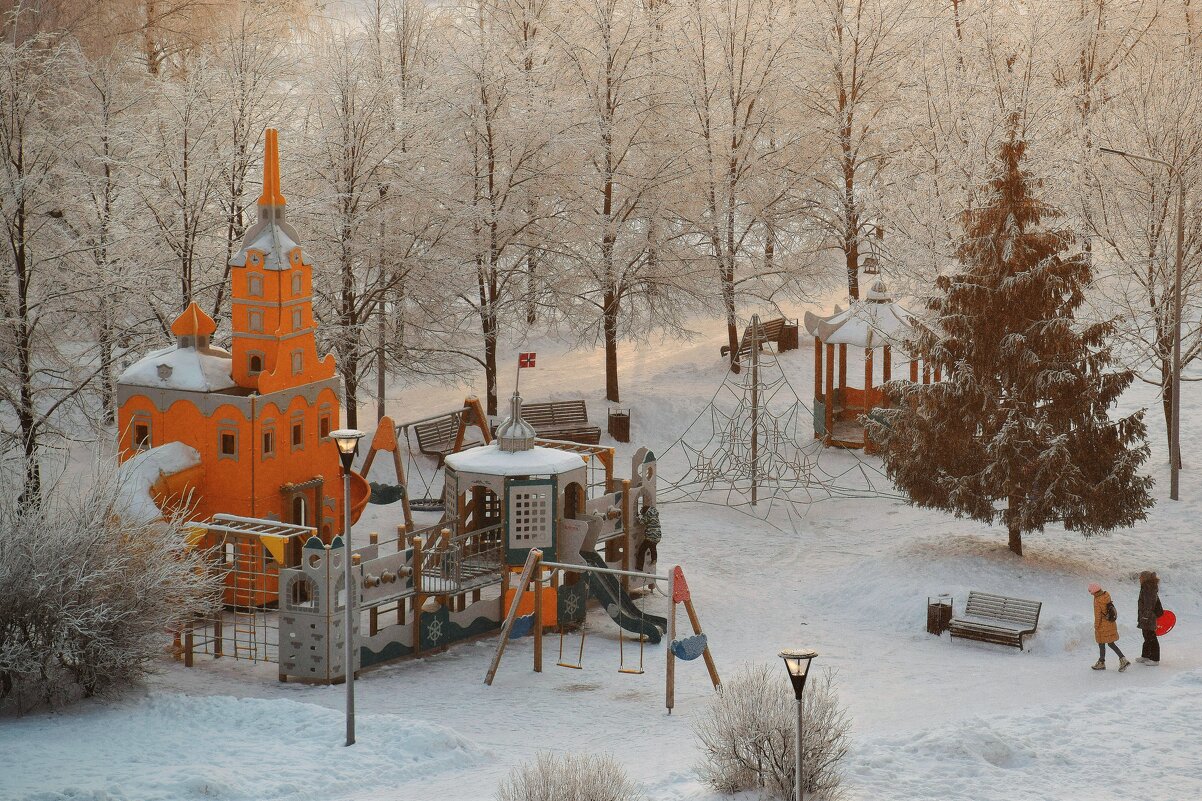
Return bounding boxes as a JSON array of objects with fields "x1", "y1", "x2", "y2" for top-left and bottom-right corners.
[{"x1": 1156, "y1": 610, "x2": 1176, "y2": 637}]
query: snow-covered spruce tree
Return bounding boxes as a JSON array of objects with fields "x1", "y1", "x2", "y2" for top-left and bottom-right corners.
[
  {"x1": 868, "y1": 121, "x2": 1154, "y2": 556},
  {"x1": 0, "y1": 468, "x2": 221, "y2": 711}
]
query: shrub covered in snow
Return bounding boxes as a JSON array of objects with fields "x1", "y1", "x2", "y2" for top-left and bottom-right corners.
[
  {"x1": 0, "y1": 470, "x2": 221, "y2": 711},
  {"x1": 495, "y1": 751, "x2": 644, "y2": 801},
  {"x1": 694, "y1": 664, "x2": 850, "y2": 800}
]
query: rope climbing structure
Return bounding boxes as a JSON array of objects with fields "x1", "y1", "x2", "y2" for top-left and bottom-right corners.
[{"x1": 658, "y1": 315, "x2": 901, "y2": 523}]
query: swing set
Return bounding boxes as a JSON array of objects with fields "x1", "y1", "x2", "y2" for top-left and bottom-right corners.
[{"x1": 484, "y1": 549, "x2": 721, "y2": 713}]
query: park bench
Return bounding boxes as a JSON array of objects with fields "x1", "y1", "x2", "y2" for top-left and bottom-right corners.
[
  {"x1": 517, "y1": 399, "x2": 602, "y2": 445},
  {"x1": 413, "y1": 413, "x2": 484, "y2": 466},
  {"x1": 719, "y1": 317, "x2": 798, "y2": 361},
  {"x1": 948, "y1": 591, "x2": 1042, "y2": 650}
]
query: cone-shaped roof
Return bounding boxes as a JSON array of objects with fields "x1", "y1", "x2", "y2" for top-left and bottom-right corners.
[
  {"x1": 231, "y1": 128, "x2": 305, "y2": 271},
  {"x1": 170, "y1": 302, "x2": 217, "y2": 338},
  {"x1": 256, "y1": 128, "x2": 286, "y2": 207}
]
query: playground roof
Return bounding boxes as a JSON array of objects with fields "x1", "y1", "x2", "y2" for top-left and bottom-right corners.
[
  {"x1": 803, "y1": 280, "x2": 916, "y2": 349},
  {"x1": 117, "y1": 343, "x2": 236, "y2": 392},
  {"x1": 444, "y1": 443, "x2": 586, "y2": 477}
]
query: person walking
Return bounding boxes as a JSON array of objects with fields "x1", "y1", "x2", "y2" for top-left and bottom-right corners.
[
  {"x1": 1090, "y1": 582, "x2": 1130, "y2": 672},
  {"x1": 1136, "y1": 571, "x2": 1163, "y2": 666}
]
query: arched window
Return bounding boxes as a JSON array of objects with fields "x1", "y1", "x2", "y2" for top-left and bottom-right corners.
[
  {"x1": 288, "y1": 575, "x2": 318, "y2": 611},
  {"x1": 249, "y1": 354, "x2": 263, "y2": 373},
  {"x1": 292, "y1": 495, "x2": 307, "y2": 526},
  {"x1": 248, "y1": 273, "x2": 264, "y2": 297},
  {"x1": 565, "y1": 482, "x2": 586, "y2": 519}
]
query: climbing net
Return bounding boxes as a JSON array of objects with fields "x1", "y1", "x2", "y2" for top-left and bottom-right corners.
[{"x1": 658, "y1": 328, "x2": 901, "y2": 524}]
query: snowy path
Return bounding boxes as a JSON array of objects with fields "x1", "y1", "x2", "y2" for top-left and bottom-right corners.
[{"x1": 4, "y1": 314, "x2": 1201, "y2": 800}]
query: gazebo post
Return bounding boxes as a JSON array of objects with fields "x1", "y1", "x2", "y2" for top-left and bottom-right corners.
[
  {"x1": 838, "y1": 343, "x2": 847, "y2": 392},
  {"x1": 923, "y1": 362, "x2": 931, "y2": 385},
  {"x1": 813, "y1": 337, "x2": 823, "y2": 401},
  {"x1": 864, "y1": 348, "x2": 874, "y2": 449},
  {"x1": 824, "y1": 343, "x2": 835, "y2": 440},
  {"x1": 934, "y1": 365, "x2": 942, "y2": 382},
  {"x1": 910, "y1": 358, "x2": 918, "y2": 383},
  {"x1": 882, "y1": 345, "x2": 892, "y2": 383},
  {"x1": 864, "y1": 348, "x2": 873, "y2": 396}
]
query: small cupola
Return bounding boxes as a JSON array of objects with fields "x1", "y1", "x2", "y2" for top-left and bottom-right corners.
[
  {"x1": 171, "y1": 302, "x2": 217, "y2": 349},
  {"x1": 495, "y1": 390, "x2": 537, "y2": 452},
  {"x1": 865, "y1": 278, "x2": 892, "y2": 303}
]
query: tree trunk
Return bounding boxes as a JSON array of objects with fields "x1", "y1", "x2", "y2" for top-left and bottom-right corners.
[
  {"x1": 604, "y1": 288, "x2": 620, "y2": 403},
  {"x1": 484, "y1": 314, "x2": 498, "y2": 417},
  {"x1": 376, "y1": 300, "x2": 387, "y2": 422},
  {"x1": 1008, "y1": 525, "x2": 1023, "y2": 556},
  {"x1": 344, "y1": 351, "x2": 359, "y2": 430}
]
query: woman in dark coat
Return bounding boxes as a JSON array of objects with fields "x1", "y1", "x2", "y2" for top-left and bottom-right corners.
[{"x1": 1137, "y1": 570, "x2": 1163, "y2": 666}]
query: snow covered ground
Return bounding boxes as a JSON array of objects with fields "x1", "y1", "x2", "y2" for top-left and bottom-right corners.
[{"x1": 4, "y1": 310, "x2": 1201, "y2": 800}]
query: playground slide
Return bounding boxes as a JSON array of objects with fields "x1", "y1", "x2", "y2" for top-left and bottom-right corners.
[{"x1": 579, "y1": 551, "x2": 667, "y2": 644}]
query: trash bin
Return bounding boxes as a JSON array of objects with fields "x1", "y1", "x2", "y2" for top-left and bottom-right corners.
[
  {"x1": 608, "y1": 409, "x2": 630, "y2": 443},
  {"x1": 779, "y1": 321, "x2": 800, "y2": 352},
  {"x1": 926, "y1": 594, "x2": 953, "y2": 636}
]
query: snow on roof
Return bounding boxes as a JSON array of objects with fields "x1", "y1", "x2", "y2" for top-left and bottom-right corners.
[
  {"x1": 444, "y1": 443, "x2": 586, "y2": 477},
  {"x1": 115, "y1": 442, "x2": 201, "y2": 524},
  {"x1": 803, "y1": 282, "x2": 916, "y2": 348},
  {"x1": 117, "y1": 343, "x2": 235, "y2": 392}
]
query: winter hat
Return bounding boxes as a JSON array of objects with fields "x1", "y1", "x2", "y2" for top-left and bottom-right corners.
[{"x1": 1088, "y1": 582, "x2": 1101, "y2": 594}]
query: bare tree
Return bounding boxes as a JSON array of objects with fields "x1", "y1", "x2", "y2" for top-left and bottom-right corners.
[
  {"x1": 558, "y1": 0, "x2": 693, "y2": 401},
  {"x1": 439, "y1": 0, "x2": 568, "y2": 415},
  {"x1": 1088, "y1": 53, "x2": 1202, "y2": 458},
  {"x1": 300, "y1": 29, "x2": 400, "y2": 428},
  {"x1": 0, "y1": 41, "x2": 86, "y2": 505},
  {"x1": 798, "y1": 0, "x2": 912, "y2": 302},
  {"x1": 674, "y1": 0, "x2": 811, "y2": 369}
]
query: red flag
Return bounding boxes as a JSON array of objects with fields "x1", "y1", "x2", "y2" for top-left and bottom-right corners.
[{"x1": 518, "y1": 352, "x2": 536, "y2": 368}]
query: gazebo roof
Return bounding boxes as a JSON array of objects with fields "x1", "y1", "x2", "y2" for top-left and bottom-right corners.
[{"x1": 803, "y1": 280, "x2": 916, "y2": 349}]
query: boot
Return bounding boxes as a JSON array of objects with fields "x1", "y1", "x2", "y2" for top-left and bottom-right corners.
[
  {"x1": 1144, "y1": 660, "x2": 1159, "y2": 666},
  {"x1": 1119, "y1": 657, "x2": 1131, "y2": 672},
  {"x1": 1091, "y1": 659, "x2": 1105, "y2": 670},
  {"x1": 1136, "y1": 657, "x2": 1148, "y2": 664}
]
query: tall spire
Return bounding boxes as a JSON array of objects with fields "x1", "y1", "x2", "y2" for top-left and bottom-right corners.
[{"x1": 257, "y1": 128, "x2": 286, "y2": 208}]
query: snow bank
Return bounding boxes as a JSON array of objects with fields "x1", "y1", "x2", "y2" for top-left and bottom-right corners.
[
  {"x1": 118, "y1": 343, "x2": 235, "y2": 392},
  {"x1": 847, "y1": 670, "x2": 1202, "y2": 800},
  {"x1": 114, "y1": 442, "x2": 201, "y2": 524},
  {"x1": 0, "y1": 693, "x2": 484, "y2": 801}
]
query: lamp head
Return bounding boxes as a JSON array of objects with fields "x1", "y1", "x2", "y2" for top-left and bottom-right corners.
[
  {"x1": 779, "y1": 648, "x2": 818, "y2": 700},
  {"x1": 330, "y1": 428, "x2": 365, "y2": 471}
]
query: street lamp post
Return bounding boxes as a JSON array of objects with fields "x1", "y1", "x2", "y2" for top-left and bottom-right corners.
[
  {"x1": 779, "y1": 648, "x2": 818, "y2": 801},
  {"x1": 1099, "y1": 146, "x2": 1183, "y2": 501},
  {"x1": 331, "y1": 428, "x2": 365, "y2": 746}
]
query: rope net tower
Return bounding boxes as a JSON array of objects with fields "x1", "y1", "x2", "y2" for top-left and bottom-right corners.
[{"x1": 658, "y1": 315, "x2": 899, "y2": 526}]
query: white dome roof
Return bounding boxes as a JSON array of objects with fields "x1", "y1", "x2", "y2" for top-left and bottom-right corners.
[
  {"x1": 444, "y1": 443, "x2": 586, "y2": 477},
  {"x1": 118, "y1": 344, "x2": 235, "y2": 392}
]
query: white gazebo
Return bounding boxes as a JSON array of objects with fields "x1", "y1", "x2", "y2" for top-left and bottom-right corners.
[
  {"x1": 803, "y1": 279, "x2": 932, "y2": 449},
  {"x1": 443, "y1": 391, "x2": 587, "y2": 566}
]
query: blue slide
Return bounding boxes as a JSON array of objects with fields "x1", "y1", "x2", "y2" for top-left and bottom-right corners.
[{"x1": 579, "y1": 550, "x2": 667, "y2": 644}]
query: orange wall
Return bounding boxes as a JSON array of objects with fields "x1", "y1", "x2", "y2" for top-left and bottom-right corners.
[{"x1": 118, "y1": 383, "x2": 346, "y2": 536}]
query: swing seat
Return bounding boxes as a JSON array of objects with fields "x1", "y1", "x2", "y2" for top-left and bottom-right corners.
[
  {"x1": 368, "y1": 482, "x2": 405, "y2": 505},
  {"x1": 617, "y1": 666, "x2": 645, "y2": 675},
  {"x1": 671, "y1": 633, "x2": 708, "y2": 661},
  {"x1": 557, "y1": 660, "x2": 583, "y2": 670}
]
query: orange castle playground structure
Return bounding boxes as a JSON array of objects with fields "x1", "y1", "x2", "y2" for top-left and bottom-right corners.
[{"x1": 116, "y1": 129, "x2": 369, "y2": 603}]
